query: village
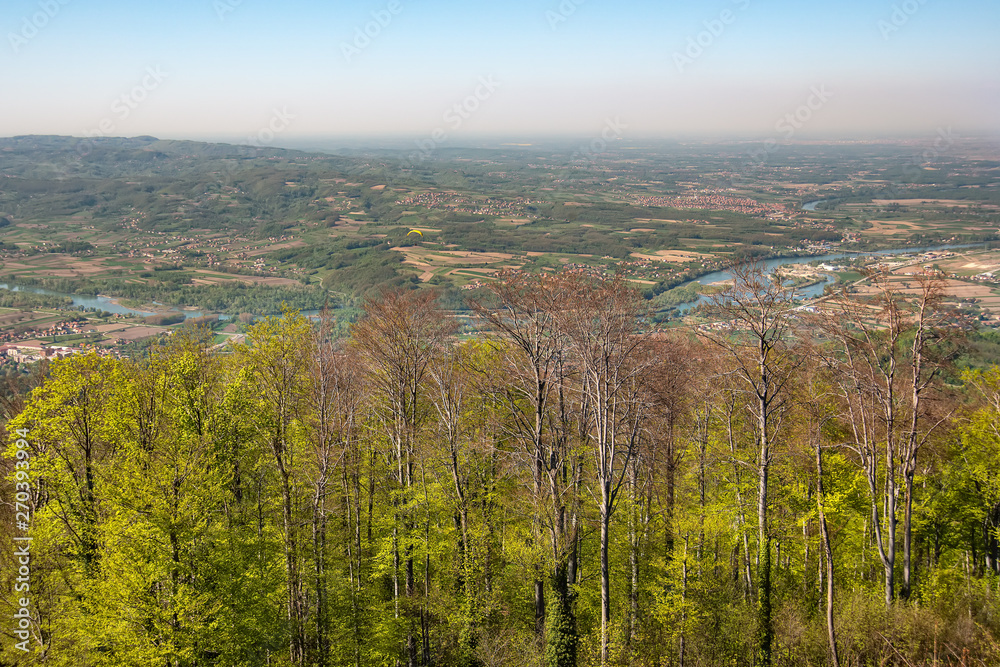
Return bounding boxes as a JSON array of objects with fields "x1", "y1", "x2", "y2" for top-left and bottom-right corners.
[
  {"x1": 628, "y1": 192, "x2": 791, "y2": 218},
  {"x1": 0, "y1": 313, "x2": 246, "y2": 367}
]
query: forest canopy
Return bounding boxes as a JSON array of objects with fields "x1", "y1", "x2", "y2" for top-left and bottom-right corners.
[{"x1": 1, "y1": 266, "x2": 999, "y2": 667}]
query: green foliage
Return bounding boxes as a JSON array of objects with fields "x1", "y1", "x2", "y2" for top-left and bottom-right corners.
[
  {"x1": 545, "y1": 588, "x2": 578, "y2": 667},
  {"x1": 144, "y1": 312, "x2": 185, "y2": 326},
  {"x1": 1, "y1": 282, "x2": 1000, "y2": 666},
  {"x1": 6, "y1": 274, "x2": 328, "y2": 315},
  {"x1": 48, "y1": 241, "x2": 95, "y2": 254},
  {"x1": 0, "y1": 290, "x2": 72, "y2": 309}
]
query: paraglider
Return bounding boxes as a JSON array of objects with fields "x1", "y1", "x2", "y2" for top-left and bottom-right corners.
[{"x1": 407, "y1": 229, "x2": 423, "y2": 237}]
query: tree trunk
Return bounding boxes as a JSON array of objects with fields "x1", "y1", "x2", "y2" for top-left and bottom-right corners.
[
  {"x1": 756, "y1": 400, "x2": 773, "y2": 667},
  {"x1": 278, "y1": 463, "x2": 304, "y2": 666},
  {"x1": 698, "y1": 411, "x2": 707, "y2": 570},
  {"x1": 902, "y1": 468, "x2": 915, "y2": 600},
  {"x1": 546, "y1": 561, "x2": 578, "y2": 667},
  {"x1": 600, "y1": 505, "x2": 611, "y2": 667},
  {"x1": 884, "y1": 465, "x2": 897, "y2": 607},
  {"x1": 313, "y1": 501, "x2": 329, "y2": 667},
  {"x1": 535, "y1": 578, "x2": 546, "y2": 639},
  {"x1": 816, "y1": 445, "x2": 841, "y2": 667},
  {"x1": 679, "y1": 536, "x2": 688, "y2": 667},
  {"x1": 628, "y1": 466, "x2": 639, "y2": 648}
]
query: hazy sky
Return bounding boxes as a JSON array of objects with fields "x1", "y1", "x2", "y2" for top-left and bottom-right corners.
[{"x1": 2, "y1": 0, "x2": 998, "y2": 145}]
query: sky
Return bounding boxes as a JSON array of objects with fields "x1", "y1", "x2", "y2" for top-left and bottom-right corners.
[{"x1": 1, "y1": 0, "x2": 998, "y2": 147}]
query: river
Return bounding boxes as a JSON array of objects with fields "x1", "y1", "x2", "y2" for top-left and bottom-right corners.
[
  {"x1": 675, "y1": 242, "x2": 987, "y2": 314},
  {"x1": 0, "y1": 283, "x2": 328, "y2": 320},
  {"x1": 0, "y1": 283, "x2": 226, "y2": 319},
  {"x1": 1, "y1": 238, "x2": 982, "y2": 321}
]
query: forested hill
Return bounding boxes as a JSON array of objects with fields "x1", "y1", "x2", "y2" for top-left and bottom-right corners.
[
  {"x1": 2, "y1": 268, "x2": 999, "y2": 666},
  {"x1": 3, "y1": 135, "x2": 998, "y2": 309},
  {"x1": 0, "y1": 135, "x2": 400, "y2": 236},
  {"x1": 0, "y1": 135, "x2": 443, "y2": 301}
]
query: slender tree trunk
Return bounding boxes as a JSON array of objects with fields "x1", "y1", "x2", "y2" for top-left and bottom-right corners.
[
  {"x1": 601, "y1": 503, "x2": 611, "y2": 667},
  {"x1": 405, "y1": 452, "x2": 416, "y2": 667},
  {"x1": 816, "y1": 445, "x2": 841, "y2": 667},
  {"x1": 884, "y1": 442, "x2": 897, "y2": 607},
  {"x1": 345, "y1": 465, "x2": 362, "y2": 667},
  {"x1": 170, "y1": 478, "x2": 181, "y2": 637},
  {"x1": 278, "y1": 463, "x2": 304, "y2": 666},
  {"x1": 679, "y1": 536, "x2": 688, "y2": 667},
  {"x1": 902, "y1": 468, "x2": 915, "y2": 600},
  {"x1": 569, "y1": 498, "x2": 580, "y2": 587},
  {"x1": 727, "y1": 409, "x2": 754, "y2": 597},
  {"x1": 535, "y1": 578, "x2": 547, "y2": 637},
  {"x1": 313, "y1": 502, "x2": 329, "y2": 667},
  {"x1": 534, "y1": 383, "x2": 547, "y2": 642},
  {"x1": 422, "y1": 462, "x2": 432, "y2": 666},
  {"x1": 803, "y1": 516, "x2": 810, "y2": 595},
  {"x1": 698, "y1": 413, "x2": 707, "y2": 570},
  {"x1": 628, "y1": 465, "x2": 639, "y2": 648},
  {"x1": 664, "y1": 420, "x2": 676, "y2": 562},
  {"x1": 756, "y1": 397, "x2": 773, "y2": 667}
]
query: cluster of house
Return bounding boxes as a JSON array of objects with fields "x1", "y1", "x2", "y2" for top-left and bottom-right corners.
[
  {"x1": 0, "y1": 320, "x2": 124, "y2": 363},
  {"x1": 697, "y1": 320, "x2": 737, "y2": 333},
  {"x1": 629, "y1": 193, "x2": 788, "y2": 217},
  {"x1": 0, "y1": 321, "x2": 85, "y2": 345},
  {"x1": 0, "y1": 341, "x2": 80, "y2": 363},
  {"x1": 800, "y1": 241, "x2": 840, "y2": 252},
  {"x1": 395, "y1": 192, "x2": 536, "y2": 217}
]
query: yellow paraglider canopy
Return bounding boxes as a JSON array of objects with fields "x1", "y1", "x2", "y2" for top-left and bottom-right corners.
[{"x1": 407, "y1": 229, "x2": 423, "y2": 237}]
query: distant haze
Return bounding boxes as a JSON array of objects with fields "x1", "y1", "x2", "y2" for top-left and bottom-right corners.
[{"x1": 1, "y1": 0, "x2": 997, "y2": 143}]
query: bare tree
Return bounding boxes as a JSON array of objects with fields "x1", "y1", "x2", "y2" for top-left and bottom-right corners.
[
  {"x1": 702, "y1": 259, "x2": 798, "y2": 667},
  {"x1": 556, "y1": 274, "x2": 652, "y2": 666},
  {"x1": 307, "y1": 313, "x2": 364, "y2": 666},
  {"x1": 427, "y1": 339, "x2": 496, "y2": 666},
  {"x1": 900, "y1": 270, "x2": 951, "y2": 599},
  {"x1": 352, "y1": 289, "x2": 456, "y2": 666},
  {"x1": 821, "y1": 267, "x2": 950, "y2": 606},
  {"x1": 472, "y1": 270, "x2": 582, "y2": 665},
  {"x1": 637, "y1": 336, "x2": 690, "y2": 650},
  {"x1": 798, "y1": 364, "x2": 841, "y2": 667}
]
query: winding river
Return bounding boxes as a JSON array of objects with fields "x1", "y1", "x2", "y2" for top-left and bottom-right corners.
[
  {"x1": 0, "y1": 283, "x2": 221, "y2": 319},
  {"x1": 0, "y1": 282, "x2": 328, "y2": 320},
  {"x1": 675, "y1": 242, "x2": 987, "y2": 314}
]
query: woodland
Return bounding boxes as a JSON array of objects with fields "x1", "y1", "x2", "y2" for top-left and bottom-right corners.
[{"x1": 1, "y1": 263, "x2": 999, "y2": 667}]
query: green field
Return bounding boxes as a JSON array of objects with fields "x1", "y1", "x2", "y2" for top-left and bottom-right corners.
[{"x1": 0, "y1": 135, "x2": 996, "y2": 315}]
